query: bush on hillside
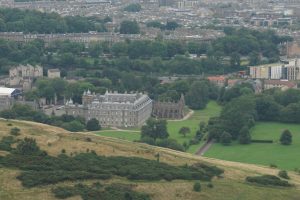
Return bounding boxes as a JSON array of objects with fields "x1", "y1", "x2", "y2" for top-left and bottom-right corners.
[
  {"x1": 278, "y1": 170, "x2": 290, "y2": 179},
  {"x1": 193, "y1": 182, "x2": 201, "y2": 192},
  {"x1": 246, "y1": 175, "x2": 292, "y2": 187}
]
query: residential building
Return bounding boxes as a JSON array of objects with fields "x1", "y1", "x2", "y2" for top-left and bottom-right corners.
[
  {"x1": 249, "y1": 60, "x2": 300, "y2": 80},
  {"x1": 9, "y1": 64, "x2": 43, "y2": 91},
  {"x1": 207, "y1": 75, "x2": 227, "y2": 87},
  {"x1": 264, "y1": 80, "x2": 298, "y2": 91}
]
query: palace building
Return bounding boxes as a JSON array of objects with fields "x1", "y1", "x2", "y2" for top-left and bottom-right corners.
[{"x1": 65, "y1": 90, "x2": 153, "y2": 127}]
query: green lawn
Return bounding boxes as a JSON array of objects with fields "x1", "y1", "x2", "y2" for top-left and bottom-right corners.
[
  {"x1": 205, "y1": 122, "x2": 300, "y2": 170},
  {"x1": 94, "y1": 101, "x2": 221, "y2": 153},
  {"x1": 96, "y1": 131, "x2": 140, "y2": 141},
  {"x1": 167, "y1": 101, "x2": 222, "y2": 153}
]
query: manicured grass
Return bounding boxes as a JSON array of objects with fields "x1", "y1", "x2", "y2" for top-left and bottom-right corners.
[
  {"x1": 94, "y1": 101, "x2": 222, "y2": 154},
  {"x1": 205, "y1": 122, "x2": 300, "y2": 170},
  {"x1": 167, "y1": 101, "x2": 222, "y2": 153},
  {"x1": 96, "y1": 131, "x2": 140, "y2": 141}
]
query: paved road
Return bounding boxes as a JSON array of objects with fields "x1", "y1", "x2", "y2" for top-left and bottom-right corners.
[{"x1": 195, "y1": 140, "x2": 214, "y2": 156}]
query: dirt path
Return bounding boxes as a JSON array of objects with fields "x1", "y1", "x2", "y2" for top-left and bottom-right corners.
[{"x1": 195, "y1": 140, "x2": 214, "y2": 156}]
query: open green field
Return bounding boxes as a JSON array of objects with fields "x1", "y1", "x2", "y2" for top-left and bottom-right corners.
[
  {"x1": 96, "y1": 130, "x2": 140, "y2": 141},
  {"x1": 94, "y1": 101, "x2": 222, "y2": 153},
  {"x1": 167, "y1": 101, "x2": 222, "y2": 153},
  {"x1": 205, "y1": 122, "x2": 300, "y2": 170}
]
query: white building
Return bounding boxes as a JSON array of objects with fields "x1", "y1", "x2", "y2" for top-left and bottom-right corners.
[
  {"x1": 0, "y1": 87, "x2": 22, "y2": 111},
  {"x1": 270, "y1": 65, "x2": 283, "y2": 79}
]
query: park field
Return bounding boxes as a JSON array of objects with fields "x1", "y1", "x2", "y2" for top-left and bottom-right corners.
[
  {"x1": 96, "y1": 130, "x2": 140, "y2": 141},
  {"x1": 205, "y1": 122, "x2": 300, "y2": 170},
  {"x1": 167, "y1": 101, "x2": 222, "y2": 153},
  {"x1": 95, "y1": 101, "x2": 222, "y2": 153}
]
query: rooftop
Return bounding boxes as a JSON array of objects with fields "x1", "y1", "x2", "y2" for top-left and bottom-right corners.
[{"x1": 0, "y1": 87, "x2": 18, "y2": 96}]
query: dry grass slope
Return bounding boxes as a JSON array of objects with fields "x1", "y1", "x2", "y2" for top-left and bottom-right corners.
[{"x1": 0, "y1": 119, "x2": 300, "y2": 200}]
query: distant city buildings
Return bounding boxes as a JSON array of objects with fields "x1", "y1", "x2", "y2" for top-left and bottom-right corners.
[
  {"x1": 249, "y1": 59, "x2": 300, "y2": 81},
  {"x1": 207, "y1": 76, "x2": 227, "y2": 87},
  {"x1": 9, "y1": 64, "x2": 43, "y2": 91},
  {"x1": 264, "y1": 79, "x2": 298, "y2": 91}
]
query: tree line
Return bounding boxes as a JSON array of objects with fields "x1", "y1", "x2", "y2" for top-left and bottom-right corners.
[
  {"x1": 208, "y1": 84, "x2": 300, "y2": 145},
  {"x1": 0, "y1": 8, "x2": 110, "y2": 33}
]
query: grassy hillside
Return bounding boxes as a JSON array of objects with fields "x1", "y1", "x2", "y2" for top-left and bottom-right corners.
[
  {"x1": 205, "y1": 122, "x2": 300, "y2": 170},
  {"x1": 1, "y1": 119, "x2": 300, "y2": 200}
]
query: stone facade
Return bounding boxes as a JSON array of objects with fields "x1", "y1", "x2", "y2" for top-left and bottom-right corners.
[
  {"x1": 152, "y1": 94, "x2": 185, "y2": 119},
  {"x1": 47, "y1": 69, "x2": 61, "y2": 79},
  {"x1": 9, "y1": 64, "x2": 43, "y2": 90},
  {"x1": 65, "y1": 91, "x2": 153, "y2": 127}
]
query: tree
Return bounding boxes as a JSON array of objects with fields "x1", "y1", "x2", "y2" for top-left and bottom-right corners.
[
  {"x1": 62, "y1": 120, "x2": 85, "y2": 132},
  {"x1": 280, "y1": 102, "x2": 300, "y2": 123},
  {"x1": 220, "y1": 131, "x2": 232, "y2": 145},
  {"x1": 179, "y1": 127, "x2": 190, "y2": 137},
  {"x1": 193, "y1": 182, "x2": 201, "y2": 192},
  {"x1": 124, "y1": 3, "x2": 142, "y2": 12},
  {"x1": 199, "y1": 121, "x2": 206, "y2": 132},
  {"x1": 280, "y1": 129, "x2": 292, "y2": 145},
  {"x1": 146, "y1": 21, "x2": 163, "y2": 29},
  {"x1": 119, "y1": 20, "x2": 140, "y2": 34},
  {"x1": 185, "y1": 81, "x2": 210, "y2": 109},
  {"x1": 220, "y1": 95, "x2": 257, "y2": 139},
  {"x1": 86, "y1": 118, "x2": 101, "y2": 131},
  {"x1": 249, "y1": 51, "x2": 260, "y2": 65},
  {"x1": 230, "y1": 52, "x2": 241, "y2": 67},
  {"x1": 255, "y1": 95, "x2": 282, "y2": 121},
  {"x1": 141, "y1": 118, "x2": 169, "y2": 141},
  {"x1": 238, "y1": 126, "x2": 251, "y2": 144},
  {"x1": 165, "y1": 21, "x2": 180, "y2": 30}
]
